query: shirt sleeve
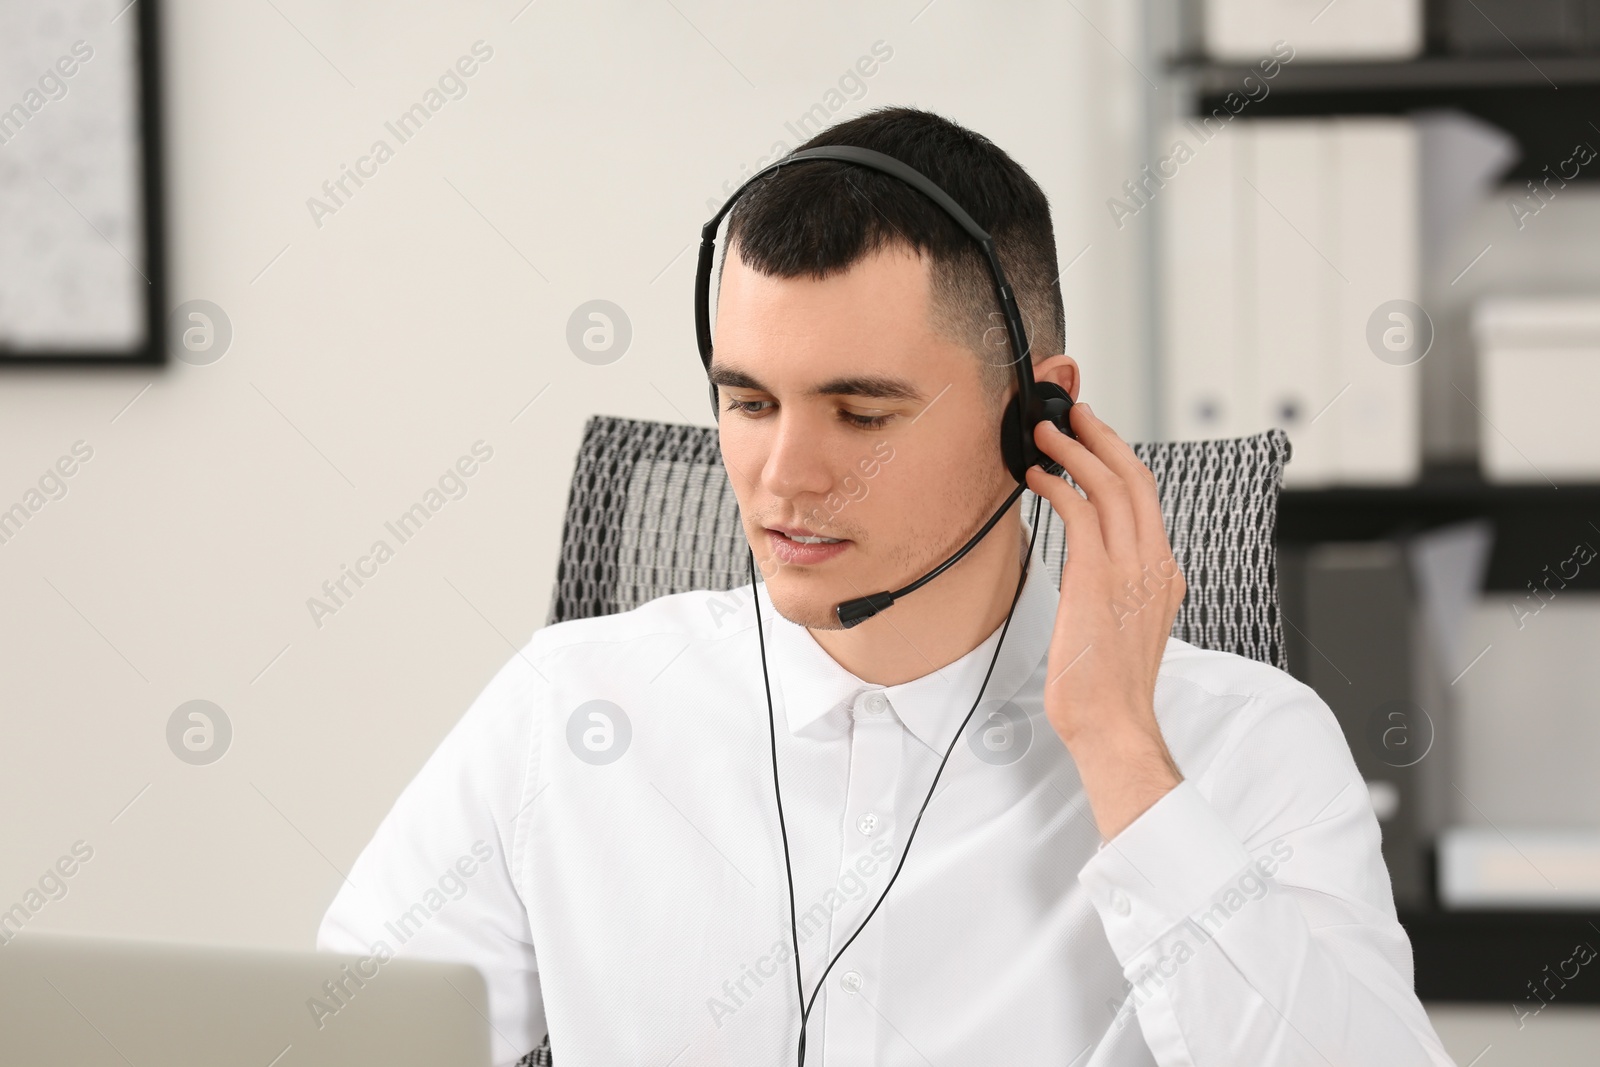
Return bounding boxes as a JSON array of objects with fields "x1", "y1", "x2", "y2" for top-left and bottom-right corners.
[
  {"x1": 1076, "y1": 677, "x2": 1457, "y2": 1067},
  {"x1": 316, "y1": 644, "x2": 548, "y2": 1067}
]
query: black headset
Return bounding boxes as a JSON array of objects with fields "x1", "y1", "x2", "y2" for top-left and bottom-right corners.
[{"x1": 695, "y1": 145, "x2": 1078, "y2": 1065}]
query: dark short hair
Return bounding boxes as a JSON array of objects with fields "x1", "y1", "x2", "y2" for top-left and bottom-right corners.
[{"x1": 720, "y1": 106, "x2": 1065, "y2": 402}]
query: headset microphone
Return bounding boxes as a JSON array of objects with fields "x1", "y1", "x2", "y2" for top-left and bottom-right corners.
[{"x1": 696, "y1": 144, "x2": 1076, "y2": 1066}]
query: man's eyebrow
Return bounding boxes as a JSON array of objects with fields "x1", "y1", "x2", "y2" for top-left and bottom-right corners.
[{"x1": 707, "y1": 363, "x2": 925, "y2": 402}]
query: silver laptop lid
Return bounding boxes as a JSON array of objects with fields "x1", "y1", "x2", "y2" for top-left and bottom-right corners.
[{"x1": 0, "y1": 932, "x2": 492, "y2": 1067}]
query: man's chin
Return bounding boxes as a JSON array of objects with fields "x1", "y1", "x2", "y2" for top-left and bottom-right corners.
[{"x1": 764, "y1": 585, "x2": 847, "y2": 631}]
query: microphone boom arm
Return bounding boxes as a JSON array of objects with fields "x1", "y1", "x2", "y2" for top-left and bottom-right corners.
[{"x1": 834, "y1": 481, "x2": 1030, "y2": 628}]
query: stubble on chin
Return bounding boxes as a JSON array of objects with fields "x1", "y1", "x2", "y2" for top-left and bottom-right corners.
[
  {"x1": 773, "y1": 595, "x2": 844, "y2": 632},
  {"x1": 756, "y1": 569, "x2": 847, "y2": 631}
]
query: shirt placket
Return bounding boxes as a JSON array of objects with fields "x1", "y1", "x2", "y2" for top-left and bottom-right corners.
[{"x1": 820, "y1": 687, "x2": 903, "y2": 1066}]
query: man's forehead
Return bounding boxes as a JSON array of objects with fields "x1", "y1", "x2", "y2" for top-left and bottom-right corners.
[{"x1": 710, "y1": 244, "x2": 975, "y2": 401}]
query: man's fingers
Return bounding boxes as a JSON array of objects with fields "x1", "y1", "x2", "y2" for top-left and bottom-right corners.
[
  {"x1": 1030, "y1": 407, "x2": 1190, "y2": 625},
  {"x1": 1033, "y1": 418, "x2": 1137, "y2": 560},
  {"x1": 1064, "y1": 404, "x2": 1169, "y2": 559},
  {"x1": 1025, "y1": 462, "x2": 1107, "y2": 567}
]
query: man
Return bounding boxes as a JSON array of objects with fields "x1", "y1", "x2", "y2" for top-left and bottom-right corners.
[{"x1": 319, "y1": 107, "x2": 1456, "y2": 1065}]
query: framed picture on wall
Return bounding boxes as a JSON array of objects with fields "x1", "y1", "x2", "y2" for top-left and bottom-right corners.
[{"x1": 0, "y1": 0, "x2": 166, "y2": 365}]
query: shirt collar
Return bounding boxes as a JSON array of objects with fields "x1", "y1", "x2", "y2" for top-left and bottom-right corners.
[{"x1": 753, "y1": 520, "x2": 1058, "y2": 756}]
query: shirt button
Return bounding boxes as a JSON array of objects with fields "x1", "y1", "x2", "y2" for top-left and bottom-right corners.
[
  {"x1": 1111, "y1": 890, "x2": 1131, "y2": 917},
  {"x1": 856, "y1": 813, "x2": 879, "y2": 836},
  {"x1": 863, "y1": 692, "x2": 888, "y2": 715},
  {"x1": 840, "y1": 970, "x2": 863, "y2": 994}
]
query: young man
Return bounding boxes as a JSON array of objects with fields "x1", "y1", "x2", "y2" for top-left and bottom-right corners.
[{"x1": 319, "y1": 108, "x2": 1456, "y2": 1065}]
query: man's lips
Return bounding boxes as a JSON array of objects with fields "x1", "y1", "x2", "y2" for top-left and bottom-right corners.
[
  {"x1": 765, "y1": 524, "x2": 849, "y2": 544},
  {"x1": 765, "y1": 527, "x2": 852, "y2": 565}
]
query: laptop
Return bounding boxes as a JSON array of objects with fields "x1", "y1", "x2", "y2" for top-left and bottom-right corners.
[{"x1": 0, "y1": 931, "x2": 492, "y2": 1066}]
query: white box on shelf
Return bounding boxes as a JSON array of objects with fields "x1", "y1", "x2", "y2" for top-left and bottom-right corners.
[
  {"x1": 1204, "y1": 0, "x2": 1423, "y2": 62},
  {"x1": 1472, "y1": 297, "x2": 1600, "y2": 483},
  {"x1": 1440, "y1": 826, "x2": 1600, "y2": 908}
]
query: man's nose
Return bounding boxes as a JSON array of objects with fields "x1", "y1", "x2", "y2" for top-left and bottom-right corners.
[{"x1": 761, "y1": 410, "x2": 835, "y2": 501}]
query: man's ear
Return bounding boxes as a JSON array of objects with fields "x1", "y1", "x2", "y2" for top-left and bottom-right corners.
[{"x1": 1032, "y1": 354, "x2": 1080, "y2": 403}]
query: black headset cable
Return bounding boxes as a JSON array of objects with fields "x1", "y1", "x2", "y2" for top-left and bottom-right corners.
[{"x1": 748, "y1": 493, "x2": 1046, "y2": 1066}]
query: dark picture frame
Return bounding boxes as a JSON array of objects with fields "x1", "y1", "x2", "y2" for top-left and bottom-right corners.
[{"x1": 0, "y1": 0, "x2": 166, "y2": 366}]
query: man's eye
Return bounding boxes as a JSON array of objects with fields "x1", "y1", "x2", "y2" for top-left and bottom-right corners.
[{"x1": 723, "y1": 397, "x2": 889, "y2": 429}]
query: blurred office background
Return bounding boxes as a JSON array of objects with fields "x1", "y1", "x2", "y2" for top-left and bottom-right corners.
[{"x1": 2, "y1": 1, "x2": 1599, "y2": 1063}]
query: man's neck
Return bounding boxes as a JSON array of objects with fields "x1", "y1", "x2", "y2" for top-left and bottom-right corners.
[{"x1": 809, "y1": 512, "x2": 1030, "y2": 686}]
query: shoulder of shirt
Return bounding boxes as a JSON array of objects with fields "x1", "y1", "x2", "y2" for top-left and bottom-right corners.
[
  {"x1": 521, "y1": 585, "x2": 757, "y2": 668},
  {"x1": 1156, "y1": 635, "x2": 1338, "y2": 724},
  {"x1": 1155, "y1": 635, "x2": 1345, "y2": 748},
  {"x1": 1157, "y1": 635, "x2": 1300, "y2": 695}
]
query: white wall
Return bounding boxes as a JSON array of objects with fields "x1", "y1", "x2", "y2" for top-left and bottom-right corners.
[{"x1": 0, "y1": 0, "x2": 1153, "y2": 951}]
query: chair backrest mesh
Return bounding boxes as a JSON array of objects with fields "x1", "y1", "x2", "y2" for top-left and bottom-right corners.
[{"x1": 547, "y1": 415, "x2": 1291, "y2": 671}]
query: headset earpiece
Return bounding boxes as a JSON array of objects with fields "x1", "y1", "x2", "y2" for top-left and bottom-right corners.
[{"x1": 1000, "y1": 379, "x2": 1075, "y2": 483}]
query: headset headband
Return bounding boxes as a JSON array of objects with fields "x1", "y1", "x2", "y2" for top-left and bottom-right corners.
[{"x1": 693, "y1": 144, "x2": 1039, "y2": 408}]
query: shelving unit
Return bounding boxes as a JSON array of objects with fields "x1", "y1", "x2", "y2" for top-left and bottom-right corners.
[
  {"x1": 1276, "y1": 475, "x2": 1600, "y2": 1003},
  {"x1": 1158, "y1": 1, "x2": 1600, "y2": 1002},
  {"x1": 1276, "y1": 470, "x2": 1600, "y2": 998}
]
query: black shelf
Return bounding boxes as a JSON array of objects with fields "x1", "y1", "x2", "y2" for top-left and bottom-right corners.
[
  {"x1": 1173, "y1": 54, "x2": 1600, "y2": 185},
  {"x1": 1173, "y1": 54, "x2": 1600, "y2": 94},
  {"x1": 1404, "y1": 909, "x2": 1600, "y2": 1003},
  {"x1": 1277, "y1": 464, "x2": 1600, "y2": 592}
]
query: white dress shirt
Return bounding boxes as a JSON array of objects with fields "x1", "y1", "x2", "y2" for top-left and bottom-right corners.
[{"x1": 318, "y1": 530, "x2": 1457, "y2": 1066}]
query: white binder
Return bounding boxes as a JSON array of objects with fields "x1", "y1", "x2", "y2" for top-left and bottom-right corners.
[
  {"x1": 1333, "y1": 119, "x2": 1422, "y2": 485},
  {"x1": 1252, "y1": 120, "x2": 1341, "y2": 486},
  {"x1": 1160, "y1": 120, "x2": 1242, "y2": 444}
]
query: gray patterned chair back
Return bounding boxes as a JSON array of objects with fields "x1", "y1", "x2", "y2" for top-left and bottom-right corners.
[{"x1": 546, "y1": 414, "x2": 1292, "y2": 671}]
